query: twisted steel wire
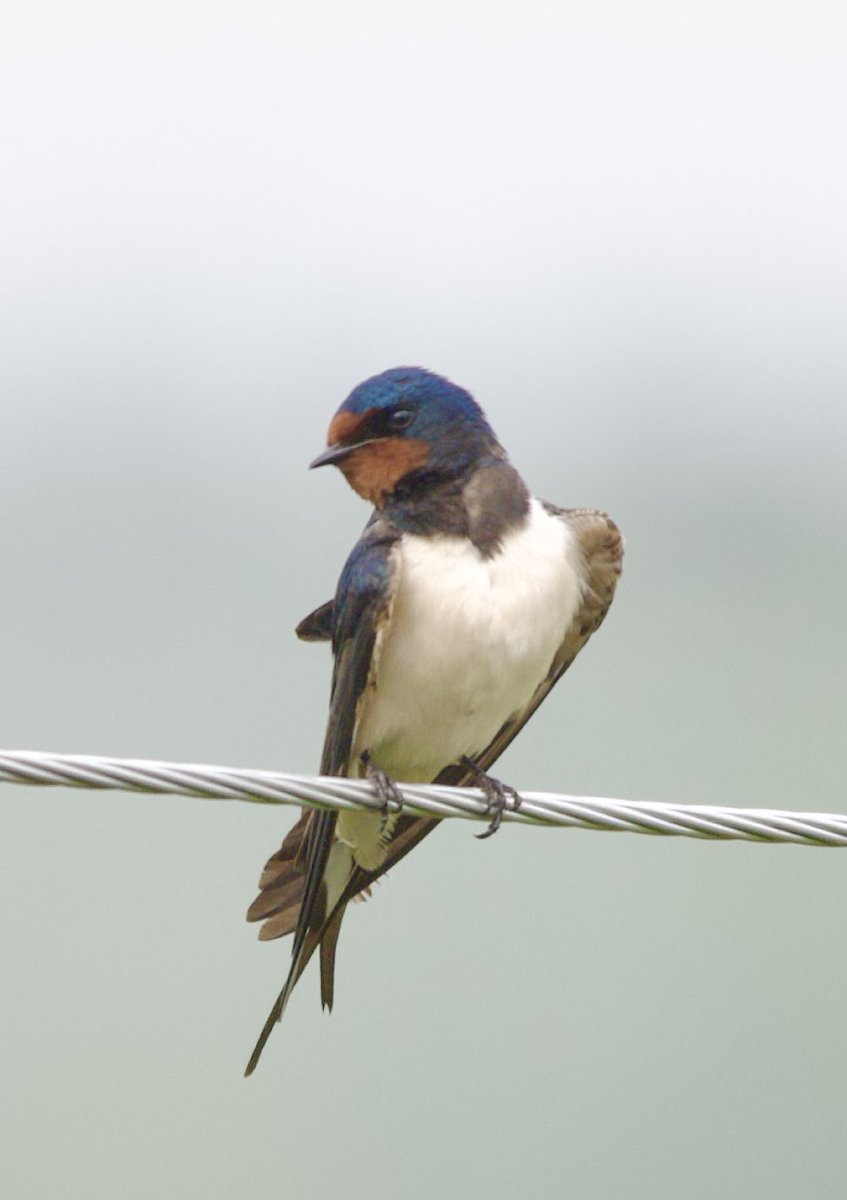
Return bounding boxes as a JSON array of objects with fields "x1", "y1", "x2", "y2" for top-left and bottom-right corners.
[{"x1": 1, "y1": 749, "x2": 846, "y2": 847}]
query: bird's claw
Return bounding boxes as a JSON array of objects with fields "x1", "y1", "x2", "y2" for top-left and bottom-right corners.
[
  {"x1": 461, "y1": 756, "x2": 522, "y2": 838},
  {"x1": 361, "y1": 751, "x2": 404, "y2": 830}
]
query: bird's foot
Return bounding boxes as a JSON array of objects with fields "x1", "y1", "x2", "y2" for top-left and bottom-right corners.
[
  {"x1": 461, "y1": 756, "x2": 522, "y2": 838},
  {"x1": 361, "y1": 751, "x2": 404, "y2": 830}
]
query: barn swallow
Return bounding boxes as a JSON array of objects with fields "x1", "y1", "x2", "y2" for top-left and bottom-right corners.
[{"x1": 244, "y1": 367, "x2": 623, "y2": 1074}]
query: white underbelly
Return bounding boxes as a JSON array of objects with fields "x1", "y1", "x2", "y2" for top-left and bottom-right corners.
[{"x1": 352, "y1": 498, "x2": 582, "y2": 784}]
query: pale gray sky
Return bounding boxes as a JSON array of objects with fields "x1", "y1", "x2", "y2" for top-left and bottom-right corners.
[{"x1": 2, "y1": 3, "x2": 846, "y2": 1198}]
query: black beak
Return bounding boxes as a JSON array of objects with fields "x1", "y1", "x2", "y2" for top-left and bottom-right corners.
[{"x1": 309, "y1": 438, "x2": 379, "y2": 470}]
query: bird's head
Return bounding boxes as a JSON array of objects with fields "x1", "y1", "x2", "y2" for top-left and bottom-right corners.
[{"x1": 311, "y1": 367, "x2": 499, "y2": 506}]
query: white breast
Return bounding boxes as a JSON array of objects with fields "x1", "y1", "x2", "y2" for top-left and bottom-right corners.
[{"x1": 352, "y1": 498, "x2": 583, "y2": 784}]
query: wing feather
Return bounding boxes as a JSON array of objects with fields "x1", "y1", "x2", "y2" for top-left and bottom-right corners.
[
  {"x1": 295, "y1": 600, "x2": 334, "y2": 642},
  {"x1": 244, "y1": 520, "x2": 399, "y2": 1074}
]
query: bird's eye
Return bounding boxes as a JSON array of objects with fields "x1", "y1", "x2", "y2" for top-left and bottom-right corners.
[{"x1": 390, "y1": 408, "x2": 414, "y2": 430}]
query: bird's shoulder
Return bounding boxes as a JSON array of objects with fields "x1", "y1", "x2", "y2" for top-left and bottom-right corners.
[
  {"x1": 543, "y1": 502, "x2": 624, "y2": 648},
  {"x1": 334, "y1": 514, "x2": 400, "y2": 624},
  {"x1": 294, "y1": 513, "x2": 400, "y2": 644}
]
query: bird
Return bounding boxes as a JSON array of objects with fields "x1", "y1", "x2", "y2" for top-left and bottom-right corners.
[{"x1": 244, "y1": 366, "x2": 623, "y2": 1074}]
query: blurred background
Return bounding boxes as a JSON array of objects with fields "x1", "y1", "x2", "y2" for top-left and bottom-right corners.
[{"x1": 2, "y1": 2, "x2": 845, "y2": 1197}]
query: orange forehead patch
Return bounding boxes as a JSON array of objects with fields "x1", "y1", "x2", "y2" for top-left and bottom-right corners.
[
  {"x1": 339, "y1": 437, "x2": 430, "y2": 505},
  {"x1": 327, "y1": 408, "x2": 373, "y2": 446}
]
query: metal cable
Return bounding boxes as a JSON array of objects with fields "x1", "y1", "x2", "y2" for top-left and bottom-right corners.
[{"x1": 1, "y1": 749, "x2": 845, "y2": 847}]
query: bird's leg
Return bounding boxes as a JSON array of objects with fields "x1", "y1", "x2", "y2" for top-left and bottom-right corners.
[
  {"x1": 361, "y1": 750, "x2": 404, "y2": 830},
  {"x1": 461, "y1": 756, "x2": 522, "y2": 838}
]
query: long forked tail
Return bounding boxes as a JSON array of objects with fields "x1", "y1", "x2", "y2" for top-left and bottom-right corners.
[
  {"x1": 244, "y1": 809, "x2": 338, "y2": 1074},
  {"x1": 244, "y1": 943, "x2": 312, "y2": 1075}
]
